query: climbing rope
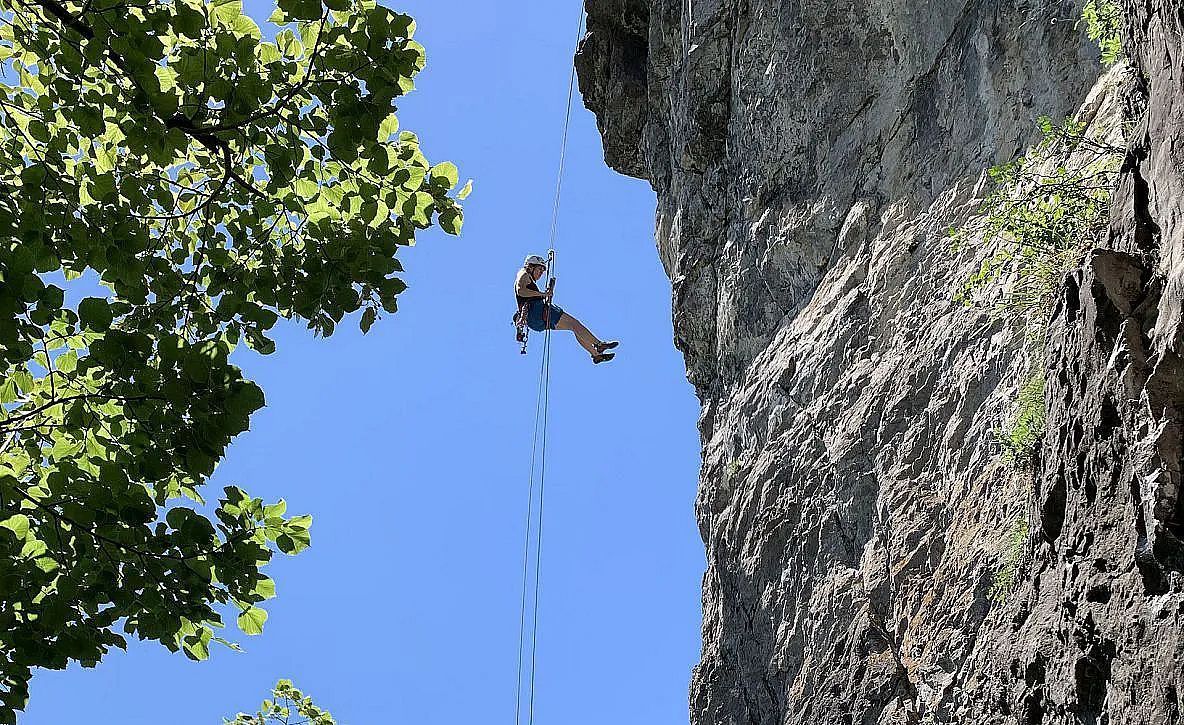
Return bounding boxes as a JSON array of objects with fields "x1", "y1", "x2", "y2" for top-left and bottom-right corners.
[{"x1": 513, "y1": 6, "x2": 585, "y2": 725}]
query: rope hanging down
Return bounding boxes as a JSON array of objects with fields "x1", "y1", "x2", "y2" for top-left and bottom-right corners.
[{"x1": 513, "y1": 7, "x2": 585, "y2": 725}]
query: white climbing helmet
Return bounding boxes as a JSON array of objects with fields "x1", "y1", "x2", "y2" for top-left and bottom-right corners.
[{"x1": 524, "y1": 254, "x2": 547, "y2": 269}]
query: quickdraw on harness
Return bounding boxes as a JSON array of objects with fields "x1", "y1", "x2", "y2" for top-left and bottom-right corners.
[{"x1": 514, "y1": 250, "x2": 556, "y2": 355}]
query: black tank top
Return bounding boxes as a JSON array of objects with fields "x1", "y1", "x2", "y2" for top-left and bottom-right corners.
[{"x1": 516, "y1": 278, "x2": 540, "y2": 308}]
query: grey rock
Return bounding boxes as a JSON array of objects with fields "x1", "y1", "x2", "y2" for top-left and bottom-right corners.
[{"x1": 577, "y1": 0, "x2": 1184, "y2": 722}]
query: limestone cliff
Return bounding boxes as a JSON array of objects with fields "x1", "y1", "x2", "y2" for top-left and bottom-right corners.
[{"x1": 576, "y1": 0, "x2": 1184, "y2": 722}]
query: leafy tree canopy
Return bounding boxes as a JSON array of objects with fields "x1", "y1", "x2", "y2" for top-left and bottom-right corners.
[
  {"x1": 225, "y1": 679, "x2": 336, "y2": 725},
  {"x1": 0, "y1": 0, "x2": 467, "y2": 720}
]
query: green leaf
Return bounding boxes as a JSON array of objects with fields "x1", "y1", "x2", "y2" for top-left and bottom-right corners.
[
  {"x1": 431, "y1": 161, "x2": 459, "y2": 189},
  {"x1": 0, "y1": 515, "x2": 30, "y2": 540},
  {"x1": 55, "y1": 350, "x2": 78, "y2": 373},
  {"x1": 212, "y1": 636, "x2": 243, "y2": 652},
  {"x1": 379, "y1": 113, "x2": 400, "y2": 139},
  {"x1": 0, "y1": 379, "x2": 17, "y2": 405},
  {"x1": 174, "y1": 3, "x2": 206, "y2": 38},
  {"x1": 90, "y1": 173, "x2": 116, "y2": 201},
  {"x1": 238, "y1": 606, "x2": 268, "y2": 635},
  {"x1": 212, "y1": 0, "x2": 243, "y2": 23},
  {"x1": 254, "y1": 578, "x2": 276, "y2": 599},
  {"x1": 183, "y1": 630, "x2": 211, "y2": 661},
  {"x1": 276, "y1": 28, "x2": 301, "y2": 57},
  {"x1": 155, "y1": 66, "x2": 178, "y2": 93},
  {"x1": 287, "y1": 514, "x2": 313, "y2": 530},
  {"x1": 12, "y1": 370, "x2": 35, "y2": 394},
  {"x1": 78, "y1": 298, "x2": 113, "y2": 331},
  {"x1": 360, "y1": 307, "x2": 377, "y2": 334},
  {"x1": 20, "y1": 164, "x2": 46, "y2": 187},
  {"x1": 230, "y1": 14, "x2": 262, "y2": 39},
  {"x1": 405, "y1": 191, "x2": 433, "y2": 225},
  {"x1": 439, "y1": 209, "x2": 463, "y2": 236},
  {"x1": 279, "y1": 0, "x2": 323, "y2": 21},
  {"x1": 20, "y1": 538, "x2": 46, "y2": 560},
  {"x1": 259, "y1": 43, "x2": 282, "y2": 65},
  {"x1": 295, "y1": 178, "x2": 319, "y2": 199},
  {"x1": 457, "y1": 179, "x2": 474, "y2": 200}
]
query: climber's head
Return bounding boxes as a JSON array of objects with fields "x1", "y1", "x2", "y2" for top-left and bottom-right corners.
[{"x1": 524, "y1": 254, "x2": 547, "y2": 280}]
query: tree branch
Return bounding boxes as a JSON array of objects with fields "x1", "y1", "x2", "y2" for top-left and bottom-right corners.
[
  {"x1": 0, "y1": 393, "x2": 164, "y2": 430},
  {"x1": 29, "y1": 0, "x2": 94, "y2": 39}
]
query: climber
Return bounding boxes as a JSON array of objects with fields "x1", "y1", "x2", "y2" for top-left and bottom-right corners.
[{"x1": 515, "y1": 254, "x2": 618, "y2": 364}]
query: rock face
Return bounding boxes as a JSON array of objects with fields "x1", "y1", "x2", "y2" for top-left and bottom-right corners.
[{"x1": 576, "y1": 0, "x2": 1184, "y2": 722}]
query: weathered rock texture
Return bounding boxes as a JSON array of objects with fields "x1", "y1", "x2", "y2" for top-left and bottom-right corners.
[{"x1": 577, "y1": 0, "x2": 1184, "y2": 722}]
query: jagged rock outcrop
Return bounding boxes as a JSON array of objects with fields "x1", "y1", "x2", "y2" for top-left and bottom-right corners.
[{"x1": 576, "y1": 0, "x2": 1184, "y2": 723}]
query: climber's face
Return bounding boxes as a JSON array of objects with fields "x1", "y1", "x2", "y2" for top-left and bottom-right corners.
[{"x1": 529, "y1": 264, "x2": 546, "y2": 281}]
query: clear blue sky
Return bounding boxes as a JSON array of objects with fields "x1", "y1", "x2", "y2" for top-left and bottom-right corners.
[{"x1": 21, "y1": 2, "x2": 705, "y2": 723}]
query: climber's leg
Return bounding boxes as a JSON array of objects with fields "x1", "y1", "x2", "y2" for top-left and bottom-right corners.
[{"x1": 555, "y1": 313, "x2": 602, "y2": 357}]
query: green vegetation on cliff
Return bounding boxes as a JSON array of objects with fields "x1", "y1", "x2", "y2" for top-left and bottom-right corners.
[
  {"x1": 1083, "y1": 0, "x2": 1123, "y2": 66},
  {"x1": 956, "y1": 114, "x2": 1123, "y2": 459}
]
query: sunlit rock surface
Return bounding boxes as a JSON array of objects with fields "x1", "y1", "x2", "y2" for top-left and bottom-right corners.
[{"x1": 577, "y1": 0, "x2": 1184, "y2": 721}]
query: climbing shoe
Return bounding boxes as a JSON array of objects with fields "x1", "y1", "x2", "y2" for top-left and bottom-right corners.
[
  {"x1": 592, "y1": 352, "x2": 616, "y2": 365},
  {"x1": 595, "y1": 341, "x2": 619, "y2": 353}
]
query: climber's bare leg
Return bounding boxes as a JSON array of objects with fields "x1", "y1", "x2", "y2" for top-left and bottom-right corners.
[{"x1": 555, "y1": 314, "x2": 601, "y2": 356}]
